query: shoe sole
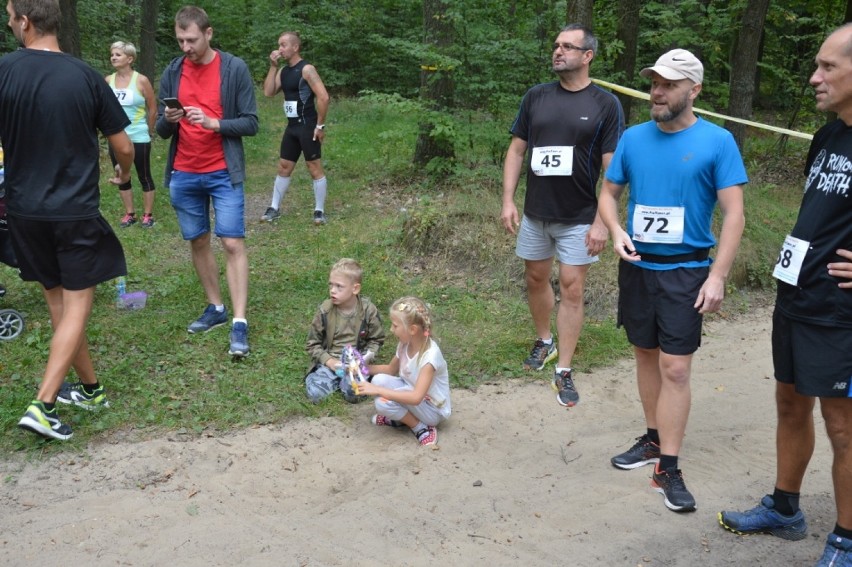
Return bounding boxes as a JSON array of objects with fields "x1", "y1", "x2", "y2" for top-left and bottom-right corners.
[
  {"x1": 188, "y1": 320, "x2": 228, "y2": 334},
  {"x1": 525, "y1": 348, "x2": 558, "y2": 371},
  {"x1": 261, "y1": 217, "x2": 279, "y2": 222},
  {"x1": 229, "y1": 349, "x2": 249, "y2": 357},
  {"x1": 56, "y1": 397, "x2": 110, "y2": 411},
  {"x1": 17, "y1": 417, "x2": 72, "y2": 440},
  {"x1": 716, "y1": 513, "x2": 807, "y2": 540},
  {"x1": 651, "y1": 482, "x2": 697, "y2": 513},
  {"x1": 611, "y1": 456, "x2": 660, "y2": 470}
]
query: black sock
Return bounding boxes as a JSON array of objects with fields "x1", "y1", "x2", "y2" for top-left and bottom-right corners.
[
  {"x1": 42, "y1": 401, "x2": 55, "y2": 412},
  {"x1": 82, "y1": 382, "x2": 100, "y2": 395},
  {"x1": 647, "y1": 428, "x2": 660, "y2": 445},
  {"x1": 833, "y1": 524, "x2": 852, "y2": 540},
  {"x1": 771, "y1": 488, "x2": 800, "y2": 516},
  {"x1": 659, "y1": 454, "x2": 678, "y2": 471}
]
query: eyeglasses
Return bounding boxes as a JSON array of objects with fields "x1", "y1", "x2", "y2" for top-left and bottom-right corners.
[{"x1": 553, "y1": 43, "x2": 589, "y2": 52}]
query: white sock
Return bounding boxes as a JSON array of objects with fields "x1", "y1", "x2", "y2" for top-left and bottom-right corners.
[
  {"x1": 213, "y1": 304, "x2": 225, "y2": 312},
  {"x1": 233, "y1": 317, "x2": 247, "y2": 325},
  {"x1": 271, "y1": 175, "x2": 290, "y2": 210},
  {"x1": 541, "y1": 336, "x2": 553, "y2": 345},
  {"x1": 313, "y1": 176, "x2": 327, "y2": 212},
  {"x1": 555, "y1": 367, "x2": 572, "y2": 374}
]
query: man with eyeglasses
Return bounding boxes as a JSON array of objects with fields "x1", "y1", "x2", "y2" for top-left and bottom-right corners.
[{"x1": 501, "y1": 23, "x2": 624, "y2": 408}]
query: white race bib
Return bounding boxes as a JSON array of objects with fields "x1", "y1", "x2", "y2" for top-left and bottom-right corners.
[
  {"x1": 632, "y1": 204, "x2": 685, "y2": 244},
  {"x1": 113, "y1": 88, "x2": 132, "y2": 106},
  {"x1": 531, "y1": 146, "x2": 573, "y2": 176},
  {"x1": 283, "y1": 100, "x2": 298, "y2": 118},
  {"x1": 772, "y1": 235, "x2": 809, "y2": 286}
]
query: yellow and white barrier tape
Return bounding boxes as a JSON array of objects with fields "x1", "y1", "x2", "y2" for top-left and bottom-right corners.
[{"x1": 592, "y1": 78, "x2": 814, "y2": 141}]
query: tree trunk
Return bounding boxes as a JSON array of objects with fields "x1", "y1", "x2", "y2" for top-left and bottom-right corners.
[
  {"x1": 58, "y1": 0, "x2": 80, "y2": 57},
  {"x1": 413, "y1": 0, "x2": 455, "y2": 167},
  {"x1": 138, "y1": 0, "x2": 158, "y2": 81},
  {"x1": 614, "y1": 0, "x2": 640, "y2": 122},
  {"x1": 725, "y1": 0, "x2": 770, "y2": 149},
  {"x1": 566, "y1": 0, "x2": 594, "y2": 28}
]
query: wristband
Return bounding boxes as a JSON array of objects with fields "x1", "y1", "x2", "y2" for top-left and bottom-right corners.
[{"x1": 315, "y1": 124, "x2": 325, "y2": 130}]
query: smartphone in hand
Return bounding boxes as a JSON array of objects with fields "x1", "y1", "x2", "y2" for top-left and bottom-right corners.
[{"x1": 160, "y1": 97, "x2": 184, "y2": 111}]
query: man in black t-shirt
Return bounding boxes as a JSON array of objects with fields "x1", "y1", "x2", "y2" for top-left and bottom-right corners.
[
  {"x1": 501, "y1": 23, "x2": 623, "y2": 408},
  {"x1": 719, "y1": 25, "x2": 852, "y2": 566},
  {"x1": 260, "y1": 31, "x2": 331, "y2": 225},
  {"x1": 0, "y1": 0, "x2": 134, "y2": 441}
]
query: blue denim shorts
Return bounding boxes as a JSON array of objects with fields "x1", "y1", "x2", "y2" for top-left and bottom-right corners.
[{"x1": 169, "y1": 169, "x2": 245, "y2": 240}]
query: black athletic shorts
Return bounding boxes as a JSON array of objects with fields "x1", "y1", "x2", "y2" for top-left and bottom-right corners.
[
  {"x1": 617, "y1": 260, "x2": 708, "y2": 355},
  {"x1": 772, "y1": 308, "x2": 852, "y2": 398},
  {"x1": 8, "y1": 215, "x2": 127, "y2": 291},
  {"x1": 280, "y1": 121, "x2": 322, "y2": 163}
]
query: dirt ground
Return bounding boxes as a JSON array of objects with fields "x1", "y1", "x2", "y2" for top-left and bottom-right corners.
[{"x1": 0, "y1": 306, "x2": 837, "y2": 566}]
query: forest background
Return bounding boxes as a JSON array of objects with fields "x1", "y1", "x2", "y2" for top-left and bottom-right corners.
[{"x1": 0, "y1": 0, "x2": 846, "y2": 451}]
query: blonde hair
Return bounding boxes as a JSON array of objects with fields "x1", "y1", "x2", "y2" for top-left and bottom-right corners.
[
  {"x1": 110, "y1": 40, "x2": 137, "y2": 59},
  {"x1": 330, "y1": 258, "x2": 363, "y2": 284},
  {"x1": 390, "y1": 296, "x2": 434, "y2": 361}
]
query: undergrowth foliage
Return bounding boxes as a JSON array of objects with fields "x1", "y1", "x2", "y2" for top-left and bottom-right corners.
[{"x1": 0, "y1": 94, "x2": 800, "y2": 454}]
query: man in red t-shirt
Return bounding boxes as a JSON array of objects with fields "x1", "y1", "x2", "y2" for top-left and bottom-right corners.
[{"x1": 156, "y1": 6, "x2": 258, "y2": 357}]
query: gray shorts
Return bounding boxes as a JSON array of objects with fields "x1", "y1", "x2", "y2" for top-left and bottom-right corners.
[{"x1": 515, "y1": 215, "x2": 598, "y2": 266}]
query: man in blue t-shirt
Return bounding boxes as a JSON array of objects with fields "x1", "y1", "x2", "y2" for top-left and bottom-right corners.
[
  {"x1": 501, "y1": 23, "x2": 623, "y2": 409},
  {"x1": 598, "y1": 49, "x2": 747, "y2": 513}
]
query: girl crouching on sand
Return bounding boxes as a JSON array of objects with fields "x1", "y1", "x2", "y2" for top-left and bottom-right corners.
[{"x1": 360, "y1": 297, "x2": 451, "y2": 446}]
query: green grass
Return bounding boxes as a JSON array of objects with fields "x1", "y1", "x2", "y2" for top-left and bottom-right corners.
[{"x1": 0, "y1": 93, "x2": 801, "y2": 454}]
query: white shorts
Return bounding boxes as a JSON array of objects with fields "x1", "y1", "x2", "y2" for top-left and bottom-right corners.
[{"x1": 515, "y1": 215, "x2": 598, "y2": 266}]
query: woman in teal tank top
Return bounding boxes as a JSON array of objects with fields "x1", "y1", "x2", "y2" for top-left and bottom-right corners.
[{"x1": 106, "y1": 41, "x2": 158, "y2": 228}]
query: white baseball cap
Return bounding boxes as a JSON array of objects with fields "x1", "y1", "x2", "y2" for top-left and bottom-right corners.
[{"x1": 640, "y1": 48, "x2": 703, "y2": 84}]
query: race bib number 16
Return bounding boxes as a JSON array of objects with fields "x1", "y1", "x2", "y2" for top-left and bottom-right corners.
[
  {"x1": 531, "y1": 146, "x2": 573, "y2": 176},
  {"x1": 772, "y1": 235, "x2": 809, "y2": 286}
]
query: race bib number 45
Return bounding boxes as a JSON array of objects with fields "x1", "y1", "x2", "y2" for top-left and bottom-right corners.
[
  {"x1": 531, "y1": 146, "x2": 573, "y2": 176},
  {"x1": 772, "y1": 235, "x2": 809, "y2": 286}
]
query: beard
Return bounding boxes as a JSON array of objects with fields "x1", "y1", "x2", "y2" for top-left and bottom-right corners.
[{"x1": 651, "y1": 90, "x2": 690, "y2": 123}]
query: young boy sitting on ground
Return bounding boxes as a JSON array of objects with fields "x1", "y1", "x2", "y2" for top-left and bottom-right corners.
[{"x1": 305, "y1": 258, "x2": 385, "y2": 403}]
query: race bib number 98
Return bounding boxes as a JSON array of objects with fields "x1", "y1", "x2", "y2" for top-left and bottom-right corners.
[
  {"x1": 772, "y1": 235, "x2": 809, "y2": 286},
  {"x1": 531, "y1": 146, "x2": 573, "y2": 176}
]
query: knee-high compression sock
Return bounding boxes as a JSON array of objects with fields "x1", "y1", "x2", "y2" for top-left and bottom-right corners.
[
  {"x1": 313, "y1": 176, "x2": 327, "y2": 212},
  {"x1": 271, "y1": 175, "x2": 291, "y2": 210}
]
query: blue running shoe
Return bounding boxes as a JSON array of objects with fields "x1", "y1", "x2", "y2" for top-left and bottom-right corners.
[
  {"x1": 816, "y1": 533, "x2": 852, "y2": 567},
  {"x1": 228, "y1": 322, "x2": 249, "y2": 357},
  {"x1": 17, "y1": 401, "x2": 73, "y2": 440},
  {"x1": 187, "y1": 304, "x2": 228, "y2": 334},
  {"x1": 718, "y1": 495, "x2": 807, "y2": 541}
]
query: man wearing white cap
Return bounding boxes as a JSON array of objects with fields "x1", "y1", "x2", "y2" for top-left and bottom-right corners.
[{"x1": 598, "y1": 49, "x2": 747, "y2": 512}]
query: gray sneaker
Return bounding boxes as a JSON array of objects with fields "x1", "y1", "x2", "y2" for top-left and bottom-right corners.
[
  {"x1": 187, "y1": 304, "x2": 228, "y2": 334},
  {"x1": 553, "y1": 369, "x2": 579, "y2": 407},
  {"x1": 261, "y1": 207, "x2": 280, "y2": 222},
  {"x1": 313, "y1": 210, "x2": 327, "y2": 225}
]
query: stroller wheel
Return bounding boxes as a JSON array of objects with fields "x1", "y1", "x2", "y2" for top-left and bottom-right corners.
[{"x1": 0, "y1": 308, "x2": 24, "y2": 340}]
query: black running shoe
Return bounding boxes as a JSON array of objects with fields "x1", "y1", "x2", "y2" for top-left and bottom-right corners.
[
  {"x1": 611, "y1": 434, "x2": 661, "y2": 470},
  {"x1": 552, "y1": 369, "x2": 579, "y2": 407},
  {"x1": 651, "y1": 466, "x2": 696, "y2": 512},
  {"x1": 523, "y1": 338, "x2": 557, "y2": 371}
]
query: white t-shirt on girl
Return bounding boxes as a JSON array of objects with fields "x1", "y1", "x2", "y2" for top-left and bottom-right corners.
[{"x1": 397, "y1": 339, "x2": 451, "y2": 418}]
